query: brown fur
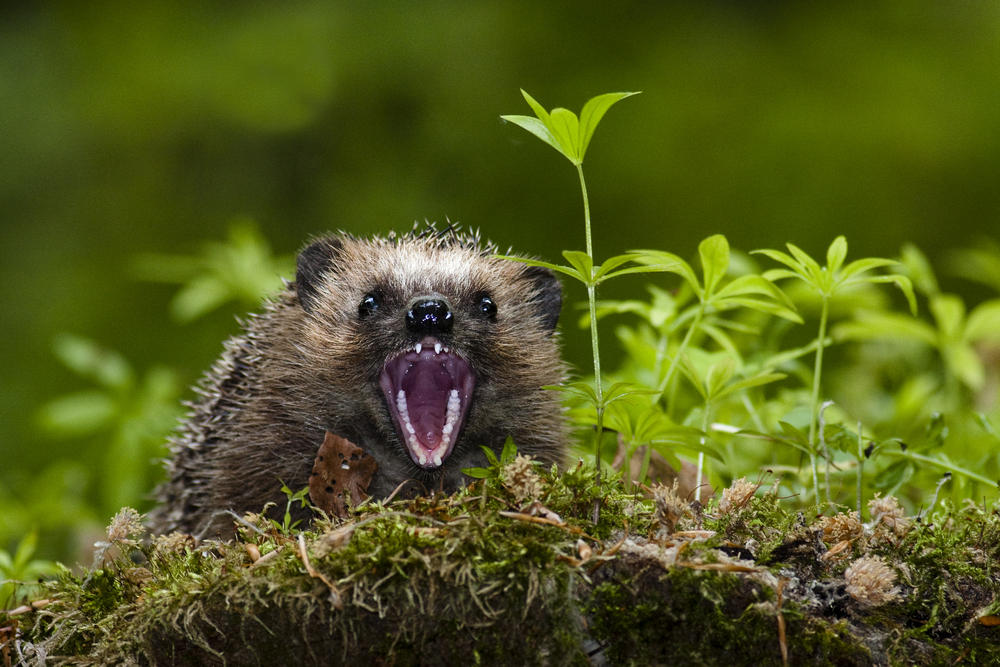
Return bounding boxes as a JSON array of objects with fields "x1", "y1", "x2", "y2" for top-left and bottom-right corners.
[{"x1": 149, "y1": 226, "x2": 566, "y2": 537}]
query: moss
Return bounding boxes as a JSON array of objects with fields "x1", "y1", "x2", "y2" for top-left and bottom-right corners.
[
  {"x1": 585, "y1": 560, "x2": 871, "y2": 665},
  {"x1": 6, "y1": 471, "x2": 1000, "y2": 665}
]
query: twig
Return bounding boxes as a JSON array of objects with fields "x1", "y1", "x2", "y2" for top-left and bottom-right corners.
[
  {"x1": 776, "y1": 577, "x2": 789, "y2": 666},
  {"x1": 296, "y1": 534, "x2": 343, "y2": 609},
  {"x1": 1, "y1": 599, "x2": 52, "y2": 617}
]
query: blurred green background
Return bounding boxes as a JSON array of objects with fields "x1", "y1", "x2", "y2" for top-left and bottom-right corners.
[{"x1": 3, "y1": 1, "x2": 1000, "y2": 563}]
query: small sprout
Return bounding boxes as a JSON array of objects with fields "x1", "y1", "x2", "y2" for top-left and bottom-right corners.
[
  {"x1": 718, "y1": 477, "x2": 758, "y2": 515},
  {"x1": 503, "y1": 454, "x2": 543, "y2": 504},
  {"x1": 819, "y1": 511, "x2": 863, "y2": 544},
  {"x1": 844, "y1": 556, "x2": 900, "y2": 606},
  {"x1": 651, "y1": 480, "x2": 687, "y2": 532}
]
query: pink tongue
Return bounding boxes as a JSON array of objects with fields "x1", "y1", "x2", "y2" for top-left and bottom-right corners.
[{"x1": 402, "y1": 360, "x2": 453, "y2": 449}]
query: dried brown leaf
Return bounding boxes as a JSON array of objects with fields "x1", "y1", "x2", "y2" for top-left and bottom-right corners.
[{"x1": 309, "y1": 432, "x2": 378, "y2": 518}]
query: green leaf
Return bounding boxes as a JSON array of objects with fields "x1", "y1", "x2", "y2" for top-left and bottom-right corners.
[
  {"x1": 714, "y1": 372, "x2": 786, "y2": 402},
  {"x1": 785, "y1": 243, "x2": 824, "y2": 285},
  {"x1": 713, "y1": 275, "x2": 802, "y2": 322},
  {"x1": 705, "y1": 357, "x2": 736, "y2": 398},
  {"x1": 562, "y1": 250, "x2": 595, "y2": 283},
  {"x1": 629, "y1": 249, "x2": 701, "y2": 294},
  {"x1": 943, "y1": 342, "x2": 984, "y2": 390},
  {"x1": 499, "y1": 437, "x2": 518, "y2": 465},
  {"x1": 930, "y1": 294, "x2": 966, "y2": 340},
  {"x1": 480, "y1": 445, "x2": 500, "y2": 467},
  {"x1": 900, "y1": 243, "x2": 939, "y2": 297},
  {"x1": 593, "y1": 252, "x2": 642, "y2": 282},
  {"x1": 722, "y1": 296, "x2": 803, "y2": 323},
  {"x1": 495, "y1": 255, "x2": 586, "y2": 282},
  {"x1": 547, "y1": 107, "x2": 582, "y2": 163},
  {"x1": 498, "y1": 114, "x2": 558, "y2": 154},
  {"x1": 38, "y1": 391, "x2": 118, "y2": 436},
  {"x1": 554, "y1": 380, "x2": 599, "y2": 406},
  {"x1": 12, "y1": 531, "x2": 38, "y2": 571},
  {"x1": 463, "y1": 466, "x2": 492, "y2": 479},
  {"x1": 651, "y1": 433, "x2": 724, "y2": 461},
  {"x1": 965, "y1": 300, "x2": 1000, "y2": 342},
  {"x1": 503, "y1": 89, "x2": 638, "y2": 165},
  {"x1": 832, "y1": 311, "x2": 937, "y2": 346},
  {"x1": 52, "y1": 334, "x2": 134, "y2": 390},
  {"x1": 826, "y1": 236, "x2": 848, "y2": 275},
  {"x1": 838, "y1": 257, "x2": 898, "y2": 281},
  {"x1": 519, "y1": 89, "x2": 550, "y2": 124},
  {"x1": 698, "y1": 234, "x2": 730, "y2": 297},
  {"x1": 678, "y1": 355, "x2": 707, "y2": 399},
  {"x1": 170, "y1": 275, "x2": 231, "y2": 323},
  {"x1": 861, "y1": 274, "x2": 918, "y2": 315},
  {"x1": 760, "y1": 268, "x2": 802, "y2": 283},
  {"x1": 577, "y1": 91, "x2": 641, "y2": 159},
  {"x1": 602, "y1": 381, "x2": 657, "y2": 409},
  {"x1": 700, "y1": 322, "x2": 742, "y2": 363},
  {"x1": 751, "y1": 249, "x2": 804, "y2": 277}
]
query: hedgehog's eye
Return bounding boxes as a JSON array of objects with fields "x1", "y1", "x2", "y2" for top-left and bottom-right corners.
[
  {"x1": 478, "y1": 294, "x2": 497, "y2": 321},
  {"x1": 358, "y1": 292, "x2": 382, "y2": 319}
]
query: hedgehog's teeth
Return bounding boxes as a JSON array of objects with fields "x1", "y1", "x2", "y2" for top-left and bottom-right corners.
[
  {"x1": 432, "y1": 452, "x2": 442, "y2": 467},
  {"x1": 434, "y1": 342, "x2": 442, "y2": 355},
  {"x1": 442, "y1": 389, "x2": 460, "y2": 438},
  {"x1": 415, "y1": 343, "x2": 422, "y2": 354},
  {"x1": 396, "y1": 389, "x2": 419, "y2": 447}
]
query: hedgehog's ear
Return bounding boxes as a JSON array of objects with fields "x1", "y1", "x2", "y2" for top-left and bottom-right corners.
[
  {"x1": 296, "y1": 236, "x2": 344, "y2": 314},
  {"x1": 523, "y1": 266, "x2": 562, "y2": 332}
]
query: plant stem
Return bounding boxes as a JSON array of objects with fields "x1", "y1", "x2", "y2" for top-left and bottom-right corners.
[
  {"x1": 577, "y1": 164, "x2": 604, "y2": 470},
  {"x1": 696, "y1": 402, "x2": 710, "y2": 503},
  {"x1": 807, "y1": 297, "x2": 830, "y2": 505},
  {"x1": 655, "y1": 302, "x2": 705, "y2": 411},
  {"x1": 856, "y1": 421, "x2": 863, "y2": 515}
]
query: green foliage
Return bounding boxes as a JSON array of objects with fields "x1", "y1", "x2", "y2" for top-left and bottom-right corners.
[
  {"x1": 8, "y1": 223, "x2": 291, "y2": 565},
  {"x1": 498, "y1": 90, "x2": 999, "y2": 516},
  {"x1": 274, "y1": 483, "x2": 312, "y2": 534},
  {"x1": 36, "y1": 335, "x2": 182, "y2": 514},
  {"x1": 132, "y1": 218, "x2": 294, "y2": 323},
  {"x1": 463, "y1": 436, "x2": 518, "y2": 479},
  {"x1": 503, "y1": 89, "x2": 641, "y2": 471},
  {"x1": 0, "y1": 532, "x2": 57, "y2": 609},
  {"x1": 501, "y1": 90, "x2": 639, "y2": 166}
]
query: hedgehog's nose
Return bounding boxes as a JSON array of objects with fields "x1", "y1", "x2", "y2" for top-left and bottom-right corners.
[{"x1": 406, "y1": 298, "x2": 454, "y2": 335}]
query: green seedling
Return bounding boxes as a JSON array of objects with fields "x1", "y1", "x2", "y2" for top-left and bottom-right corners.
[
  {"x1": 502, "y1": 89, "x2": 641, "y2": 470},
  {"x1": 753, "y1": 236, "x2": 916, "y2": 504}
]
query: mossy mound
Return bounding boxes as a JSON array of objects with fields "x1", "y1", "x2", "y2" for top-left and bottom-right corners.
[{"x1": 5, "y1": 464, "x2": 1000, "y2": 665}]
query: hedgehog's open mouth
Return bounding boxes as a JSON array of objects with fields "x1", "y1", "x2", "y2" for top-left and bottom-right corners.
[{"x1": 379, "y1": 337, "x2": 476, "y2": 469}]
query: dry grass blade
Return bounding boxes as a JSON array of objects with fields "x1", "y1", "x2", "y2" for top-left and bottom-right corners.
[{"x1": 296, "y1": 534, "x2": 342, "y2": 609}]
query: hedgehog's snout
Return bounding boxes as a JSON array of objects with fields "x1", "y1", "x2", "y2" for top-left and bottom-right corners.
[{"x1": 406, "y1": 297, "x2": 454, "y2": 335}]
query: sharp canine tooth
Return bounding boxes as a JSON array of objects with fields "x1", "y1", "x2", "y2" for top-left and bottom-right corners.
[
  {"x1": 415, "y1": 343, "x2": 422, "y2": 354},
  {"x1": 434, "y1": 342, "x2": 442, "y2": 354}
]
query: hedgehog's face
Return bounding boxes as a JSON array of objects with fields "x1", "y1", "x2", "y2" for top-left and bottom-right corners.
[{"x1": 294, "y1": 232, "x2": 562, "y2": 472}]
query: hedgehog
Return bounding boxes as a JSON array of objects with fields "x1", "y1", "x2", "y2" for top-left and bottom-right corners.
[{"x1": 149, "y1": 225, "x2": 566, "y2": 537}]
